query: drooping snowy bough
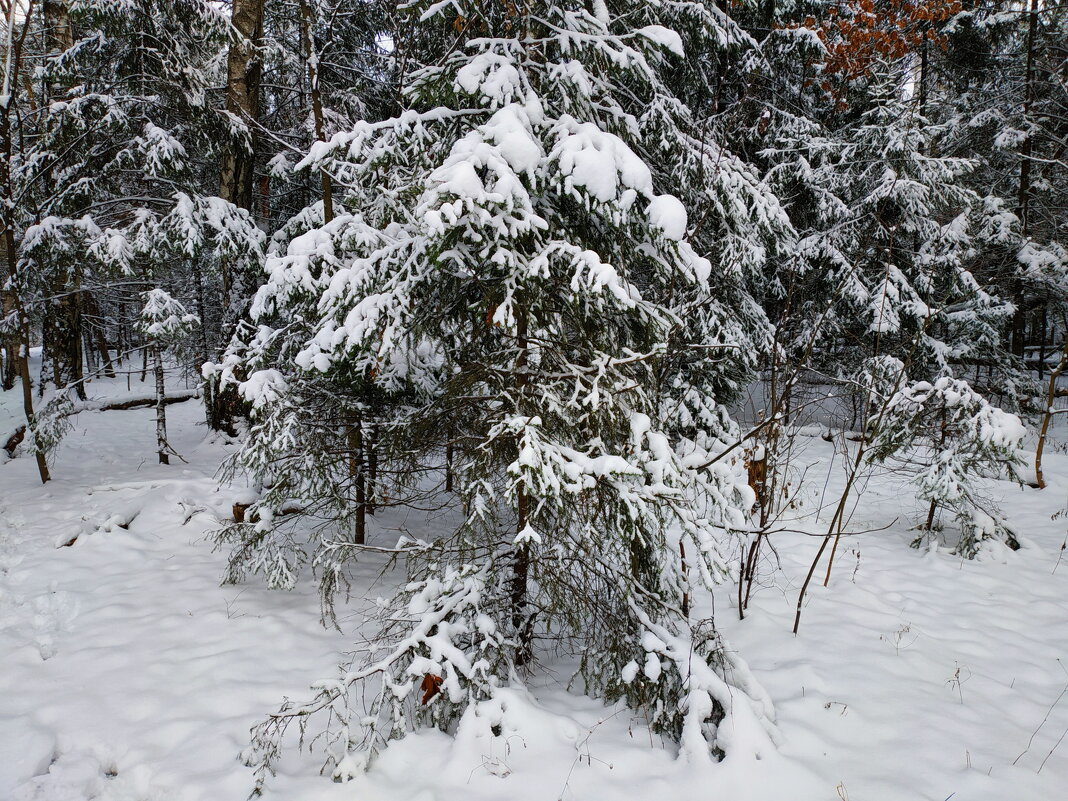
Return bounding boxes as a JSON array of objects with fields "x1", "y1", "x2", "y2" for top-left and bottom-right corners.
[{"x1": 215, "y1": 0, "x2": 787, "y2": 788}]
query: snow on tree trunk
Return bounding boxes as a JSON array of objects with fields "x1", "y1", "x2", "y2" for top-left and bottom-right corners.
[
  {"x1": 153, "y1": 344, "x2": 169, "y2": 465},
  {"x1": 1, "y1": 285, "x2": 16, "y2": 391}
]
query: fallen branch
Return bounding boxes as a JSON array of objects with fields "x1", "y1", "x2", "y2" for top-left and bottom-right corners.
[
  {"x1": 233, "y1": 499, "x2": 306, "y2": 523},
  {"x1": 93, "y1": 391, "x2": 197, "y2": 412},
  {"x1": 4, "y1": 393, "x2": 197, "y2": 462}
]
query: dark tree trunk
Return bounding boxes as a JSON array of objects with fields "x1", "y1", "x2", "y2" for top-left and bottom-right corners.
[
  {"x1": 511, "y1": 307, "x2": 532, "y2": 666},
  {"x1": 1, "y1": 287, "x2": 16, "y2": 390},
  {"x1": 0, "y1": 15, "x2": 49, "y2": 482},
  {"x1": 40, "y1": 1, "x2": 84, "y2": 399},
  {"x1": 83, "y1": 291, "x2": 115, "y2": 378},
  {"x1": 300, "y1": 0, "x2": 334, "y2": 222},
  {"x1": 348, "y1": 420, "x2": 366, "y2": 545}
]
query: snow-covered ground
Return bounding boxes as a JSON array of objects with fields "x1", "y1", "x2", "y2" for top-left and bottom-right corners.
[{"x1": 3, "y1": 364, "x2": 1068, "y2": 800}]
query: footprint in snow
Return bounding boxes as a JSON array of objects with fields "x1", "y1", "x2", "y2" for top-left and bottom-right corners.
[
  {"x1": 15, "y1": 743, "x2": 189, "y2": 801},
  {"x1": 30, "y1": 588, "x2": 79, "y2": 660},
  {"x1": 0, "y1": 585, "x2": 79, "y2": 661}
]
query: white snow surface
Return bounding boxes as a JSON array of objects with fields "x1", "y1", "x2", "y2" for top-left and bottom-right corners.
[{"x1": 3, "y1": 364, "x2": 1068, "y2": 800}]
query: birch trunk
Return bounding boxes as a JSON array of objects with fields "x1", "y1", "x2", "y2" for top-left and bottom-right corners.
[
  {"x1": 153, "y1": 344, "x2": 169, "y2": 465},
  {"x1": 219, "y1": 0, "x2": 264, "y2": 219},
  {"x1": 1035, "y1": 336, "x2": 1068, "y2": 489},
  {"x1": 211, "y1": 0, "x2": 264, "y2": 435}
]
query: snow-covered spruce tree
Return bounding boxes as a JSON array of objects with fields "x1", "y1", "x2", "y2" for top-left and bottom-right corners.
[
  {"x1": 221, "y1": 0, "x2": 776, "y2": 785},
  {"x1": 138, "y1": 289, "x2": 199, "y2": 465},
  {"x1": 626, "y1": 3, "x2": 792, "y2": 450},
  {"x1": 868, "y1": 372, "x2": 1025, "y2": 557},
  {"x1": 749, "y1": 17, "x2": 847, "y2": 360},
  {"x1": 763, "y1": 68, "x2": 1019, "y2": 411},
  {"x1": 936, "y1": 2, "x2": 1067, "y2": 382}
]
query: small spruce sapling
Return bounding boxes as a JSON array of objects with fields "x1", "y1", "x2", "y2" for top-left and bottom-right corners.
[
  {"x1": 868, "y1": 375, "x2": 1025, "y2": 556},
  {"x1": 138, "y1": 289, "x2": 198, "y2": 465}
]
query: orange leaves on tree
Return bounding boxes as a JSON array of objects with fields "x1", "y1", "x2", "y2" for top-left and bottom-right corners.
[
  {"x1": 820, "y1": 0, "x2": 961, "y2": 81},
  {"x1": 785, "y1": 0, "x2": 962, "y2": 92},
  {"x1": 420, "y1": 673, "x2": 444, "y2": 704}
]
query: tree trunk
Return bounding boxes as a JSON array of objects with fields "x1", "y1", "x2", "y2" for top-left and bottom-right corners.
[
  {"x1": 153, "y1": 344, "x2": 169, "y2": 465},
  {"x1": 1038, "y1": 308, "x2": 1048, "y2": 379},
  {"x1": 923, "y1": 408, "x2": 949, "y2": 530},
  {"x1": 366, "y1": 425, "x2": 377, "y2": 514},
  {"x1": 41, "y1": 1, "x2": 84, "y2": 399},
  {"x1": 43, "y1": 0, "x2": 73, "y2": 55},
  {"x1": 512, "y1": 483, "x2": 531, "y2": 666},
  {"x1": 300, "y1": 0, "x2": 334, "y2": 222},
  {"x1": 83, "y1": 291, "x2": 115, "y2": 378},
  {"x1": 211, "y1": 0, "x2": 265, "y2": 435},
  {"x1": 348, "y1": 420, "x2": 366, "y2": 544},
  {"x1": 511, "y1": 307, "x2": 532, "y2": 666},
  {"x1": 0, "y1": 8, "x2": 49, "y2": 483},
  {"x1": 115, "y1": 302, "x2": 127, "y2": 366},
  {"x1": 445, "y1": 437, "x2": 454, "y2": 492},
  {"x1": 1035, "y1": 335, "x2": 1068, "y2": 489},
  {"x1": 193, "y1": 262, "x2": 214, "y2": 429},
  {"x1": 1, "y1": 287, "x2": 16, "y2": 390},
  {"x1": 918, "y1": 29, "x2": 929, "y2": 119},
  {"x1": 219, "y1": 0, "x2": 264, "y2": 219}
]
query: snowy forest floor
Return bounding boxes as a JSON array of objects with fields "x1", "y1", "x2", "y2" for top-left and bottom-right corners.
[{"x1": 3, "y1": 363, "x2": 1068, "y2": 801}]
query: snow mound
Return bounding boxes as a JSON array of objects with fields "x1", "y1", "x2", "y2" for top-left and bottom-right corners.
[{"x1": 647, "y1": 195, "x2": 688, "y2": 240}]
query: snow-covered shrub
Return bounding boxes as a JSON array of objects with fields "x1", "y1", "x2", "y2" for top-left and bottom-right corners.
[{"x1": 868, "y1": 375, "x2": 1025, "y2": 556}]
